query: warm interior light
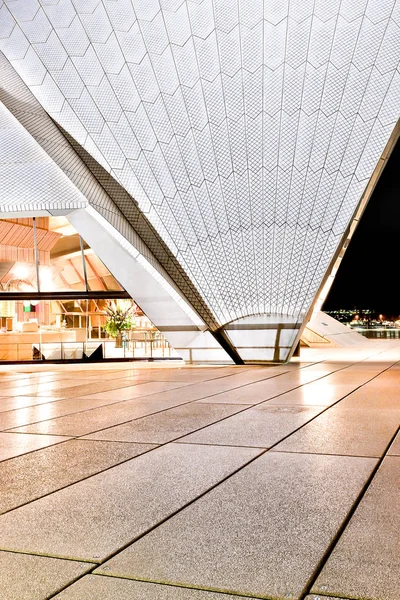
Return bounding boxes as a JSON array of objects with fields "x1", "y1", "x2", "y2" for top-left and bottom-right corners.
[
  {"x1": 18, "y1": 281, "x2": 34, "y2": 292},
  {"x1": 13, "y1": 263, "x2": 30, "y2": 280},
  {"x1": 39, "y1": 265, "x2": 53, "y2": 289},
  {"x1": 49, "y1": 216, "x2": 77, "y2": 236}
]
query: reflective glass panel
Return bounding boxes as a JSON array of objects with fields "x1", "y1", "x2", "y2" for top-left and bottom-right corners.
[
  {"x1": 0, "y1": 216, "x2": 124, "y2": 293},
  {"x1": 0, "y1": 218, "x2": 39, "y2": 293},
  {"x1": 0, "y1": 298, "x2": 178, "y2": 361}
]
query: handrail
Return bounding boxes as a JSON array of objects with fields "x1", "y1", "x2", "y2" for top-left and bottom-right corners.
[{"x1": 0, "y1": 338, "x2": 177, "y2": 361}]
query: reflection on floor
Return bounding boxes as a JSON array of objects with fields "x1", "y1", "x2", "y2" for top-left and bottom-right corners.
[{"x1": 0, "y1": 341, "x2": 399, "y2": 600}]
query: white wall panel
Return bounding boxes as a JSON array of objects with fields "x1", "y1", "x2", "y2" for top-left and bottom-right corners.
[
  {"x1": 0, "y1": 0, "x2": 399, "y2": 362},
  {"x1": 0, "y1": 100, "x2": 87, "y2": 214}
]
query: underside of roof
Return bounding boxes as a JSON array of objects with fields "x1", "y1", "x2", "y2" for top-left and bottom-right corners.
[{"x1": 0, "y1": 0, "x2": 399, "y2": 362}]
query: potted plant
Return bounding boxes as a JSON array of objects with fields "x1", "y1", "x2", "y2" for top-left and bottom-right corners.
[{"x1": 103, "y1": 301, "x2": 136, "y2": 348}]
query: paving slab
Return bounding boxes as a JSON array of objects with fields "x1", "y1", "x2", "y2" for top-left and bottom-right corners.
[
  {"x1": 27, "y1": 377, "x2": 187, "y2": 400},
  {"x1": 2, "y1": 377, "x2": 113, "y2": 397},
  {"x1": 388, "y1": 430, "x2": 400, "y2": 455},
  {"x1": 163, "y1": 371, "x2": 264, "y2": 385},
  {"x1": 338, "y1": 382, "x2": 400, "y2": 409},
  {"x1": 386, "y1": 361, "x2": 400, "y2": 369},
  {"x1": 0, "y1": 551, "x2": 94, "y2": 599},
  {"x1": 38, "y1": 370, "x2": 119, "y2": 379},
  {"x1": 83, "y1": 403, "x2": 247, "y2": 444},
  {"x1": 65, "y1": 380, "x2": 190, "y2": 401},
  {"x1": 0, "y1": 443, "x2": 260, "y2": 562},
  {"x1": 135, "y1": 367, "x2": 278, "y2": 386},
  {"x1": 46, "y1": 370, "x2": 137, "y2": 381},
  {"x1": 53, "y1": 575, "x2": 257, "y2": 600},
  {"x1": 138, "y1": 371, "x2": 299, "y2": 407},
  {"x1": 0, "y1": 374, "x2": 71, "y2": 392},
  {"x1": 319, "y1": 371, "x2": 378, "y2": 387},
  {"x1": 192, "y1": 373, "x2": 327, "y2": 406},
  {"x1": 0, "y1": 432, "x2": 70, "y2": 461},
  {"x1": 282, "y1": 364, "x2": 346, "y2": 383},
  {"x1": 304, "y1": 596, "x2": 344, "y2": 600},
  {"x1": 0, "y1": 374, "x2": 40, "y2": 382},
  {"x1": 209, "y1": 368, "x2": 289, "y2": 386},
  {"x1": 376, "y1": 368, "x2": 400, "y2": 378},
  {"x1": 0, "y1": 439, "x2": 156, "y2": 514},
  {"x1": 132, "y1": 378, "x2": 275, "y2": 406},
  {"x1": 193, "y1": 385, "x2": 273, "y2": 405},
  {"x1": 78, "y1": 374, "x2": 153, "y2": 384},
  {"x1": 9, "y1": 393, "x2": 200, "y2": 437},
  {"x1": 350, "y1": 363, "x2": 400, "y2": 375},
  {"x1": 99, "y1": 452, "x2": 375, "y2": 600},
  {"x1": 274, "y1": 405, "x2": 400, "y2": 457},
  {"x1": 312, "y1": 456, "x2": 400, "y2": 600},
  {"x1": 266, "y1": 382, "x2": 355, "y2": 406},
  {"x1": 0, "y1": 395, "x2": 69, "y2": 413},
  {"x1": 180, "y1": 404, "x2": 324, "y2": 448},
  {"x1": 0, "y1": 395, "x2": 130, "y2": 431},
  {"x1": 342, "y1": 362, "x2": 389, "y2": 373},
  {"x1": 149, "y1": 366, "x2": 255, "y2": 381}
]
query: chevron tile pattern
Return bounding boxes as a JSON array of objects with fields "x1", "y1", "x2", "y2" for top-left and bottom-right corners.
[
  {"x1": 0, "y1": 98, "x2": 87, "y2": 213},
  {"x1": 0, "y1": 0, "x2": 399, "y2": 329}
]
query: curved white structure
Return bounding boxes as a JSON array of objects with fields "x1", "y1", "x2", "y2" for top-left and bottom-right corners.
[{"x1": 0, "y1": 0, "x2": 399, "y2": 362}]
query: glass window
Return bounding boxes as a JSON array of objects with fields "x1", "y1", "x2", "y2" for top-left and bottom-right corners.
[
  {"x1": 0, "y1": 296, "x2": 177, "y2": 361},
  {"x1": 0, "y1": 216, "x2": 124, "y2": 293},
  {"x1": 0, "y1": 217, "x2": 177, "y2": 362},
  {"x1": 84, "y1": 252, "x2": 123, "y2": 291},
  {"x1": 0, "y1": 218, "x2": 38, "y2": 292}
]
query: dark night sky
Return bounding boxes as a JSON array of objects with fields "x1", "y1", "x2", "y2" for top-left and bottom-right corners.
[{"x1": 322, "y1": 135, "x2": 400, "y2": 315}]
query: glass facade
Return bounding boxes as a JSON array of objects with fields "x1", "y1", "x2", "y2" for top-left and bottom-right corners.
[
  {"x1": 0, "y1": 216, "x2": 123, "y2": 294},
  {"x1": 0, "y1": 217, "x2": 178, "y2": 362}
]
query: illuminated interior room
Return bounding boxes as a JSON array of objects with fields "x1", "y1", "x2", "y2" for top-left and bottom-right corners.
[{"x1": 0, "y1": 216, "x2": 178, "y2": 362}]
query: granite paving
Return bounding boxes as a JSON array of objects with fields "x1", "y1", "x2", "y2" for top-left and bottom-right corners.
[
  {"x1": 274, "y1": 405, "x2": 400, "y2": 457},
  {"x1": 77, "y1": 379, "x2": 267, "y2": 411},
  {"x1": 0, "y1": 377, "x2": 113, "y2": 397},
  {"x1": 0, "y1": 345, "x2": 399, "y2": 600},
  {"x1": 0, "y1": 374, "x2": 67, "y2": 391},
  {"x1": 388, "y1": 430, "x2": 400, "y2": 455},
  {"x1": 0, "y1": 395, "x2": 72, "y2": 413},
  {"x1": 180, "y1": 404, "x2": 324, "y2": 448},
  {"x1": 0, "y1": 395, "x2": 131, "y2": 431},
  {"x1": 0, "y1": 439, "x2": 156, "y2": 514},
  {"x1": 82, "y1": 402, "x2": 247, "y2": 444},
  {"x1": 0, "y1": 551, "x2": 94, "y2": 599},
  {"x1": 99, "y1": 452, "x2": 376, "y2": 599},
  {"x1": 312, "y1": 456, "x2": 400, "y2": 600},
  {"x1": 0, "y1": 432, "x2": 70, "y2": 461},
  {"x1": 28, "y1": 379, "x2": 189, "y2": 399},
  {"x1": 338, "y1": 381, "x2": 400, "y2": 409},
  {"x1": 0, "y1": 443, "x2": 260, "y2": 561},
  {"x1": 53, "y1": 575, "x2": 257, "y2": 600},
  {"x1": 304, "y1": 596, "x2": 344, "y2": 600},
  {"x1": 9, "y1": 395, "x2": 200, "y2": 436},
  {"x1": 192, "y1": 369, "x2": 333, "y2": 405},
  {"x1": 266, "y1": 381, "x2": 355, "y2": 406}
]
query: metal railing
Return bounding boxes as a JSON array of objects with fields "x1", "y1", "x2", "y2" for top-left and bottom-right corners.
[{"x1": 0, "y1": 336, "x2": 180, "y2": 362}]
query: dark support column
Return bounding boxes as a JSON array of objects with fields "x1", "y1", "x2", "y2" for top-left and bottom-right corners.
[
  {"x1": 292, "y1": 341, "x2": 301, "y2": 357},
  {"x1": 211, "y1": 329, "x2": 245, "y2": 365}
]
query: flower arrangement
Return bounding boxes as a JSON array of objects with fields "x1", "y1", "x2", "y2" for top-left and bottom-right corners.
[{"x1": 103, "y1": 301, "x2": 136, "y2": 338}]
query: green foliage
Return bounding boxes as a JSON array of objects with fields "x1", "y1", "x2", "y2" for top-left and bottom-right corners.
[{"x1": 103, "y1": 301, "x2": 136, "y2": 338}]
